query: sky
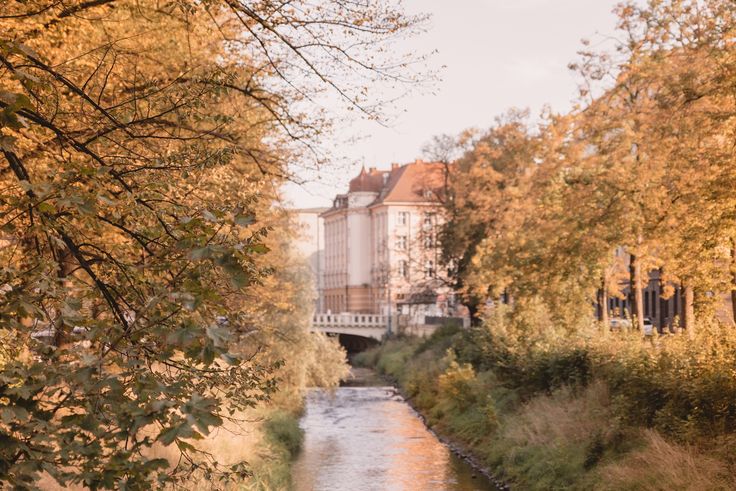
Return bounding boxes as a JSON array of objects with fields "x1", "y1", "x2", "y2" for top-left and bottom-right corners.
[{"x1": 282, "y1": 0, "x2": 623, "y2": 209}]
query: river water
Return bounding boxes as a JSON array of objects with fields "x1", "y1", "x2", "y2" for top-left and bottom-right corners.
[{"x1": 291, "y1": 370, "x2": 497, "y2": 491}]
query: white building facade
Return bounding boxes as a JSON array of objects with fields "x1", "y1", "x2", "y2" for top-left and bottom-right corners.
[{"x1": 321, "y1": 160, "x2": 460, "y2": 320}]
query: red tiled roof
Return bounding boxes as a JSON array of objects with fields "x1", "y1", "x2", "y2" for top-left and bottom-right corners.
[
  {"x1": 373, "y1": 160, "x2": 444, "y2": 205},
  {"x1": 349, "y1": 166, "x2": 388, "y2": 193},
  {"x1": 323, "y1": 160, "x2": 444, "y2": 216}
]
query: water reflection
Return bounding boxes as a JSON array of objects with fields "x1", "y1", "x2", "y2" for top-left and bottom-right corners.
[{"x1": 292, "y1": 387, "x2": 497, "y2": 491}]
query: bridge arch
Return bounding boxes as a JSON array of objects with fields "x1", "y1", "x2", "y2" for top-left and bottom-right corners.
[
  {"x1": 329, "y1": 333, "x2": 379, "y2": 354},
  {"x1": 311, "y1": 313, "x2": 388, "y2": 337}
]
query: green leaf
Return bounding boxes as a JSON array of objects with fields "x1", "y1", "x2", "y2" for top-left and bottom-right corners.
[
  {"x1": 234, "y1": 214, "x2": 255, "y2": 227},
  {"x1": 37, "y1": 202, "x2": 57, "y2": 214},
  {"x1": 251, "y1": 244, "x2": 269, "y2": 254},
  {"x1": 156, "y1": 426, "x2": 180, "y2": 446},
  {"x1": 188, "y1": 247, "x2": 212, "y2": 260},
  {"x1": 202, "y1": 210, "x2": 217, "y2": 222}
]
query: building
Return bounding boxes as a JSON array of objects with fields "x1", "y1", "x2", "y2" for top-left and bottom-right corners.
[
  {"x1": 321, "y1": 160, "x2": 460, "y2": 320},
  {"x1": 293, "y1": 208, "x2": 328, "y2": 313},
  {"x1": 599, "y1": 247, "x2": 734, "y2": 332}
]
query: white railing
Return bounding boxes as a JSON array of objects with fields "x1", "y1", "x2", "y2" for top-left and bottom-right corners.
[{"x1": 312, "y1": 313, "x2": 388, "y2": 329}]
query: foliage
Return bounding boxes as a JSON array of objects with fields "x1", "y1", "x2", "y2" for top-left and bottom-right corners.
[
  {"x1": 439, "y1": 0, "x2": 736, "y2": 332},
  {"x1": 361, "y1": 296, "x2": 736, "y2": 489},
  {"x1": 263, "y1": 410, "x2": 303, "y2": 459},
  {"x1": 0, "y1": 0, "x2": 418, "y2": 487}
]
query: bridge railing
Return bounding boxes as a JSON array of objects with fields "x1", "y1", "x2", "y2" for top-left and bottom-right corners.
[{"x1": 312, "y1": 313, "x2": 388, "y2": 329}]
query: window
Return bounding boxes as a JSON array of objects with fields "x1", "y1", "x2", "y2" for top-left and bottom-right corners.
[
  {"x1": 651, "y1": 290, "x2": 657, "y2": 318},
  {"x1": 423, "y1": 212, "x2": 433, "y2": 226},
  {"x1": 423, "y1": 234, "x2": 434, "y2": 248},
  {"x1": 424, "y1": 260, "x2": 435, "y2": 278},
  {"x1": 398, "y1": 211, "x2": 409, "y2": 226},
  {"x1": 398, "y1": 260, "x2": 409, "y2": 279},
  {"x1": 674, "y1": 288, "x2": 679, "y2": 319},
  {"x1": 422, "y1": 188, "x2": 433, "y2": 199},
  {"x1": 396, "y1": 235, "x2": 407, "y2": 250}
]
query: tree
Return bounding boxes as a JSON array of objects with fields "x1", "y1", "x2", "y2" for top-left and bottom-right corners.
[
  {"x1": 439, "y1": 111, "x2": 549, "y2": 323},
  {"x1": 0, "y1": 1, "x2": 422, "y2": 487}
]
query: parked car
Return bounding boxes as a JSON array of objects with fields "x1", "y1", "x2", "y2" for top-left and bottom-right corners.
[
  {"x1": 610, "y1": 317, "x2": 632, "y2": 331},
  {"x1": 643, "y1": 317, "x2": 654, "y2": 336}
]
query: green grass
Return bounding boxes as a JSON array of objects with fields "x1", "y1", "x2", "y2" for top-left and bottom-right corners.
[
  {"x1": 245, "y1": 410, "x2": 304, "y2": 490},
  {"x1": 360, "y1": 330, "x2": 736, "y2": 490},
  {"x1": 264, "y1": 410, "x2": 304, "y2": 458}
]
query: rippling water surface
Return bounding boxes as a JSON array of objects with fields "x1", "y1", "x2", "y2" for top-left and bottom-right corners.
[{"x1": 291, "y1": 385, "x2": 497, "y2": 491}]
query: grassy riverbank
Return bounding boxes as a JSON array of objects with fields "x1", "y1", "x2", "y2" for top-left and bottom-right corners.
[
  {"x1": 355, "y1": 311, "x2": 736, "y2": 490},
  {"x1": 246, "y1": 409, "x2": 305, "y2": 490}
]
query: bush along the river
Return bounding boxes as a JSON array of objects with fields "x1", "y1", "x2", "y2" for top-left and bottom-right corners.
[{"x1": 355, "y1": 304, "x2": 736, "y2": 490}]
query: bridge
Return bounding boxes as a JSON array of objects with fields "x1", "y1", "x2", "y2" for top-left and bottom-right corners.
[
  {"x1": 310, "y1": 313, "x2": 469, "y2": 352},
  {"x1": 310, "y1": 313, "x2": 391, "y2": 352},
  {"x1": 311, "y1": 313, "x2": 390, "y2": 340}
]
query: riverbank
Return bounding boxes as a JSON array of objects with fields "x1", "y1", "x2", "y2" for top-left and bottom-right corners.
[{"x1": 354, "y1": 324, "x2": 736, "y2": 490}]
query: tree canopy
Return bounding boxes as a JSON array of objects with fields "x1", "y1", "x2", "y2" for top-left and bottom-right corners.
[
  {"x1": 0, "y1": 1, "x2": 422, "y2": 488},
  {"x1": 440, "y1": 0, "x2": 736, "y2": 334}
]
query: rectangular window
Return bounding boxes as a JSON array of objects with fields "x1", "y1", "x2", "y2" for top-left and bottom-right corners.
[
  {"x1": 398, "y1": 211, "x2": 409, "y2": 226},
  {"x1": 424, "y1": 260, "x2": 435, "y2": 278},
  {"x1": 423, "y1": 212, "x2": 434, "y2": 230},
  {"x1": 423, "y1": 234, "x2": 434, "y2": 248},
  {"x1": 396, "y1": 235, "x2": 407, "y2": 250},
  {"x1": 398, "y1": 260, "x2": 409, "y2": 279},
  {"x1": 651, "y1": 290, "x2": 657, "y2": 318},
  {"x1": 674, "y1": 287, "x2": 679, "y2": 320},
  {"x1": 644, "y1": 291, "x2": 650, "y2": 317}
]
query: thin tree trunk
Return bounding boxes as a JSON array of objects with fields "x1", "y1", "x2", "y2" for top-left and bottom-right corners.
[
  {"x1": 658, "y1": 268, "x2": 666, "y2": 334},
  {"x1": 467, "y1": 295, "x2": 481, "y2": 327},
  {"x1": 684, "y1": 284, "x2": 695, "y2": 339},
  {"x1": 659, "y1": 295, "x2": 667, "y2": 334},
  {"x1": 599, "y1": 275, "x2": 609, "y2": 336},
  {"x1": 730, "y1": 239, "x2": 736, "y2": 325},
  {"x1": 628, "y1": 254, "x2": 636, "y2": 321},
  {"x1": 53, "y1": 247, "x2": 75, "y2": 347},
  {"x1": 631, "y1": 254, "x2": 644, "y2": 331}
]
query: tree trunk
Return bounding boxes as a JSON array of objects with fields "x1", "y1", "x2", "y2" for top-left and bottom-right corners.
[
  {"x1": 467, "y1": 295, "x2": 482, "y2": 327},
  {"x1": 684, "y1": 284, "x2": 695, "y2": 339},
  {"x1": 730, "y1": 240, "x2": 736, "y2": 325},
  {"x1": 628, "y1": 254, "x2": 636, "y2": 320},
  {"x1": 631, "y1": 254, "x2": 644, "y2": 331},
  {"x1": 53, "y1": 247, "x2": 76, "y2": 347},
  {"x1": 659, "y1": 295, "x2": 667, "y2": 334},
  {"x1": 599, "y1": 276, "x2": 609, "y2": 336},
  {"x1": 658, "y1": 268, "x2": 666, "y2": 334}
]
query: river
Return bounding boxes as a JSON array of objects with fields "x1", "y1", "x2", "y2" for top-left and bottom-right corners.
[{"x1": 291, "y1": 369, "x2": 498, "y2": 491}]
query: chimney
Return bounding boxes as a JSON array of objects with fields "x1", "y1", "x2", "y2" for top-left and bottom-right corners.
[
  {"x1": 391, "y1": 163, "x2": 400, "y2": 170},
  {"x1": 369, "y1": 166, "x2": 377, "y2": 173},
  {"x1": 415, "y1": 158, "x2": 424, "y2": 164}
]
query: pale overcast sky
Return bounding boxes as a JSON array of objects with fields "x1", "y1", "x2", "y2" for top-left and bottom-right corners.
[{"x1": 282, "y1": 0, "x2": 623, "y2": 209}]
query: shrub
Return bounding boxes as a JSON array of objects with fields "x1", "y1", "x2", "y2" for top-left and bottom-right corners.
[
  {"x1": 415, "y1": 324, "x2": 463, "y2": 355},
  {"x1": 264, "y1": 411, "x2": 303, "y2": 458},
  {"x1": 438, "y1": 359, "x2": 479, "y2": 410}
]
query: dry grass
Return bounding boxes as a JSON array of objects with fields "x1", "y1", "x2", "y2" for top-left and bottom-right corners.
[
  {"x1": 503, "y1": 380, "x2": 612, "y2": 448},
  {"x1": 147, "y1": 409, "x2": 263, "y2": 468},
  {"x1": 598, "y1": 429, "x2": 736, "y2": 491}
]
